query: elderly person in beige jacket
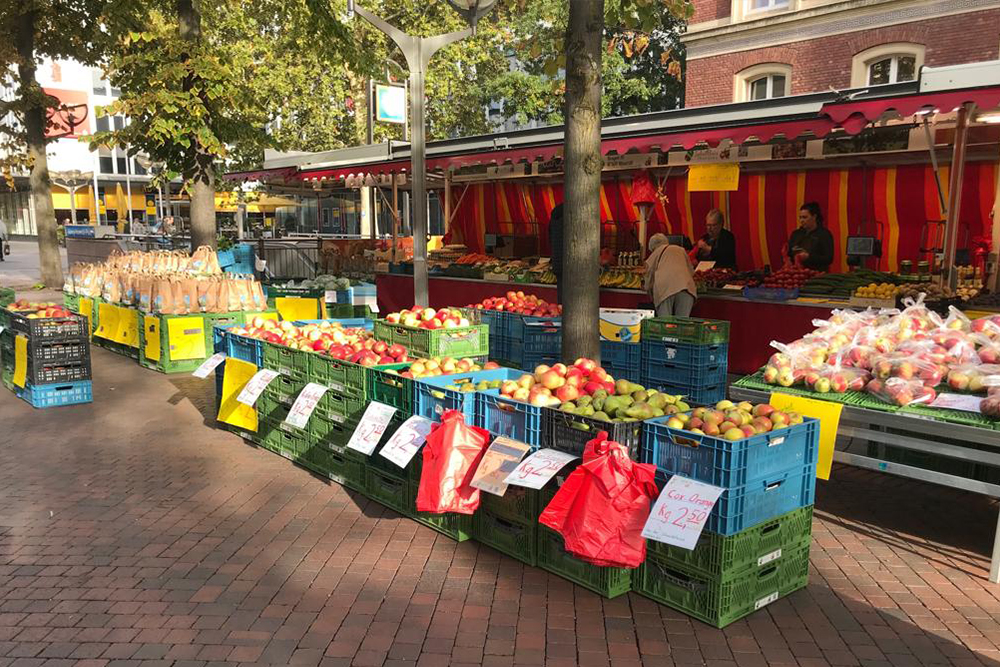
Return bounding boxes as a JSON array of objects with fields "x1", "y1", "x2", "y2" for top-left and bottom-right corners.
[{"x1": 644, "y1": 233, "x2": 697, "y2": 318}]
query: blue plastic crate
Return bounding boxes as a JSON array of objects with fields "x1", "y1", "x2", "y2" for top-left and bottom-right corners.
[
  {"x1": 16, "y1": 380, "x2": 92, "y2": 408},
  {"x1": 642, "y1": 341, "x2": 729, "y2": 367},
  {"x1": 490, "y1": 333, "x2": 511, "y2": 362},
  {"x1": 639, "y1": 381, "x2": 726, "y2": 406},
  {"x1": 642, "y1": 415, "x2": 819, "y2": 488},
  {"x1": 475, "y1": 392, "x2": 543, "y2": 449},
  {"x1": 226, "y1": 332, "x2": 263, "y2": 367},
  {"x1": 601, "y1": 341, "x2": 640, "y2": 381},
  {"x1": 510, "y1": 316, "x2": 562, "y2": 356},
  {"x1": 335, "y1": 288, "x2": 353, "y2": 304},
  {"x1": 413, "y1": 368, "x2": 523, "y2": 422},
  {"x1": 657, "y1": 464, "x2": 817, "y2": 535},
  {"x1": 641, "y1": 359, "x2": 728, "y2": 388}
]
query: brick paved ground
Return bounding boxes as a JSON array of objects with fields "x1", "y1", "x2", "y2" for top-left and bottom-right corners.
[{"x1": 1, "y1": 346, "x2": 1000, "y2": 666}]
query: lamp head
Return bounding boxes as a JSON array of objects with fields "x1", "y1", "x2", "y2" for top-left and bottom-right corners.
[{"x1": 443, "y1": 0, "x2": 497, "y2": 30}]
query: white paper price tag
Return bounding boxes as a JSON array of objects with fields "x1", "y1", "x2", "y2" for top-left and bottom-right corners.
[
  {"x1": 930, "y1": 392, "x2": 983, "y2": 413},
  {"x1": 503, "y1": 449, "x2": 578, "y2": 490},
  {"x1": 379, "y1": 415, "x2": 434, "y2": 468},
  {"x1": 236, "y1": 369, "x2": 279, "y2": 406},
  {"x1": 347, "y1": 401, "x2": 398, "y2": 455},
  {"x1": 192, "y1": 353, "x2": 226, "y2": 379},
  {"x1": 641, "y1": 476, "x2": 724, "y2": 551},
  {"x1": 284, "y1": 382, "x2": 330, "y2": 429}
]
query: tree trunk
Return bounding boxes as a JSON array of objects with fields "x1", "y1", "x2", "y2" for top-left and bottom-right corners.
[
  {"x1": 17, "y1": 10, "x2": 63, "y2": 288},
  {"x1": 560, "y1": 0, "x2": 604, "y2": 364},
  {"x1": 178, "y1": 0, "x2": 216, "y2": 250}
]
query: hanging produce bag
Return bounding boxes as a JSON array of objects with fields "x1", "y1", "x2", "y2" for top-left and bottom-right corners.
[
  {"x1": 416, "y1": 409, "x2": 492, "y2": 515},
  {"x1": 538, "y1": 433, "x2": 659, "y2": 568}
]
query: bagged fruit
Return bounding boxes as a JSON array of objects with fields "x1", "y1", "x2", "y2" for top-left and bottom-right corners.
[
  {"x1": 981, "y1": 395, "x2": 1000, "y2": 419},
  {"x1": 807, "y1": 365, "x2": 870, "y2": 393},
  {"x1": 865, "y1": 377, "x2": 936, "y2": 406},
  {"x1": 975, "y1": 334, "x2": 1000, "y2": 365},
  {"x1": 971, "y1": 315, "x2": 1000, "y2": 339},
  {"x1": 947, "y1": 364, "x2": 1000, "y2": 394}
]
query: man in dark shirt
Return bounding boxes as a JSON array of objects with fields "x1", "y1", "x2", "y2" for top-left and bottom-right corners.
[
  {"x1": 787, "y1": 202, "x2": 834, "y2": 272},
  {"x1": 693, "y1": 209, "x2": 737, "y2": 270},
  {"x1": 548, "y1": 203, "x2": 564, "y2": 303}
]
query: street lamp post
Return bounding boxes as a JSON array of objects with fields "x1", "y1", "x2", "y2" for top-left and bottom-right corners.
[{"x1": 348, "y1": 0, "x2": 497, "y2": 306}]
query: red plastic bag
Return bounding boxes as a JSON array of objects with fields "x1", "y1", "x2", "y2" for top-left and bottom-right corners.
[
  {"x1": 538, "y1": 433, "x2": 659, "y2": 568},
  {"x1": 416, "y1": 409, "x2": 491, "y2": 515}
]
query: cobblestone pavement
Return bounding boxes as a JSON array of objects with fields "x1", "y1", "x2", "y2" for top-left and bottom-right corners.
[{"x1": 1, "y1": 346, "x2": 1000, "y2": 666}]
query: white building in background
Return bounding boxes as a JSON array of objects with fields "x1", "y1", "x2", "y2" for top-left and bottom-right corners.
[{"x1": 0, "y1": 57, "x2": 160, "y2": 237}]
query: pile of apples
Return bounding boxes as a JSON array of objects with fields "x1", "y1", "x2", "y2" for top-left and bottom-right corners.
[
  {"x1": 7, "y1": 300, "x2": 74, "y2": 319},
  {"x1": 384, "y1": 307, "x2": 471, "y2": 330},
  {"x1": 228, "y1": 318, "x2": 408, "y2": 366},
  {"x1": 469, "y1": 292, "x2": 561, "y2": 317},
  {"x1": 761, "y1": 267, "x2": 822, "y2": 289},
  {"x1": 499, "y1": 358, "x2": 615, "y2": 408},
  {"x1": 397, "y1": 357, "x2": 499, "y2": 379},
  {"x1": 665, "y1": 400, "x2": 805, "y2": 440}
]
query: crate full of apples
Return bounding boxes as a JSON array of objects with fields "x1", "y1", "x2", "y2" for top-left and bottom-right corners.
[
  {"x1": 642, "y1": 400, "x2": 819, "y2": 490},
  {"x1": 376, "y1": 307, "x2": 489, "y2": 359}
]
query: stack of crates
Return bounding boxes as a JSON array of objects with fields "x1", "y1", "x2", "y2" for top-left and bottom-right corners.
[
  {"x1": 636, "y1": 410, "x2": 819, "y2": 626},
  {"x1": 640, "y1": 316, "x2": 730, "y2": 405},
  {"x1": 507, "y1": 316, "x2": 561, "y2": 371},
  {"x1": 3, "y1": 309, "x2": 92, "y2": 408}
]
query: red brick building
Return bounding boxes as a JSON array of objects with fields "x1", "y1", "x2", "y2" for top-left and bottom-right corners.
[{"x1": 684, "y1": 0, "x2": 1000, "y2": 107}]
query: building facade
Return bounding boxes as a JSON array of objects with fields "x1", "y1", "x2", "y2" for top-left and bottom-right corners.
[{"x1": 683, "y1": 0, "x2": 1000, "y2": 107}]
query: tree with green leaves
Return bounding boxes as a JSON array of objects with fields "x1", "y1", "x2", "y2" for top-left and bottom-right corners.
[
  {"x1": 558, "y1": 0, "x2": 693, "y2": 363},
  {"x1": 0, "y1": 0, "x2": 123, "y2": 287}
]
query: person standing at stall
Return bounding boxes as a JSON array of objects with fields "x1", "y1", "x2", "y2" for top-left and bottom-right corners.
[
  {"x1": 691, "y1": 208, "x2": 737, "y2": 269},
  {"x1": 645, "y1": 233, "x2": 697, "y2": 318},
  {"x1": 548, "y1": 203, "x2": 564, "y2": 304},
  {"x1": 787, "y1": 202, "x2": 834, "y2": 272}
]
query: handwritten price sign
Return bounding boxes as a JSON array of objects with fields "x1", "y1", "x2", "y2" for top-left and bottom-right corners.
[
  {"x1": 641, "y1": 476, "x2": 724, "y2": 550},
  {"x1": 347, "y1": 401, "x2": 398, "y2": 456},
  {"x1": 236, "y1": 369, "x2": 279, "y2": 406},
  {"x1": 284, "y1": 383, "x2": 330, "y2": 429},
  {"x1": 379, "y1": 415, "x2": 434, "y2": 468},
  {"x1": 192, "y1": 353, "x2": 227, "y2": 379},
  {"x1": 504, "y1": 449, "x2": 578, "y2": 490}
]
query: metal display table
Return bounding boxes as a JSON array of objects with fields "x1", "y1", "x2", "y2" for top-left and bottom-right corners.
[{"x1": 731, "y1": 385, "x2": 1000, "y2": 581}]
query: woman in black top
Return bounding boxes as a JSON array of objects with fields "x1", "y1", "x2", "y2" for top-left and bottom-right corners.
[{"x1": 787, "y1": 202, "x2": 833, "y2": 272}]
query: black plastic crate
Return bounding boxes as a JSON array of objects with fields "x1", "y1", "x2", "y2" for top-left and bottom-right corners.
[
  {"x1": 9, "y1": 311, "x2": 88, "y2": 340},
  {"x1": 542, "y1": 408, "x2": 642, "y2": 459},
  {"x1": 28, "y1": 359, "x2": 92, "y2": 384},
  {"x1": 30, "y1": 337, "x2": 90, "y2": 364}
]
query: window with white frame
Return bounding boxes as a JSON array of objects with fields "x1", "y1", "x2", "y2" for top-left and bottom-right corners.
[
  {"x1": 734, "y1": 64, "x2": 792, "y2": 102},
  {"x1": 851, "y1": 44, "x2": 925, "y2": 88},
  {"x1": 748, "y1": 73, "x2": 787, "y2": 100},
  {"x1": 746, "y1": 0, "x2": 788, "y2": 11}
]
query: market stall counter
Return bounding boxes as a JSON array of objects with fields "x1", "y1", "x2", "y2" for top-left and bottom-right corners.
[{"x1": 375, "y1": 273, "x2": 838, "y2": 374}]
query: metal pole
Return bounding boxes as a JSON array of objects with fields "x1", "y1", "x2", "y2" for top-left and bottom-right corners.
[
  {"x1": 444, "y1": 171, "x2": 451, "y2": 235},
  {"x1": 92, "y1": 170, "x2": 101, "y2": 225},
  {"x1": 124, "y1": 154, "x2": 133, "y2": 224},
  {"x1": 367, "y1": 78, "x2": 377, "y2": 239},
  {"x1": 68, "y1": 185, "x2": 77, "y2": 224},
  {"x1": 392, "y1": 173, "x2": 399, "y2": 263},
  {"x1": 410, "y1": 60, "x2": 429, "y2": 305},
  {"x1": 943, "y1": 104, "x2": 971, "y2": 291}
]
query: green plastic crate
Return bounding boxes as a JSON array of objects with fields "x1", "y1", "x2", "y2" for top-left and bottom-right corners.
[
  {"x1": 309, "y1": 354, "x2": 368, "y2": 398},
  {"x1": 646, "y1": 506, "x2": 813, "y2": 579},
  {"x1": 256, "y1": 418, "x2": 285, "y2": 455},
  {"x1": 374, "y1": 320, "x2": 489, "y2": 359},
  {"x1": 138, "y1": 313, "x2": 208, "y2": 373},
  {"x1": 203, "y1": 312, "x2": 245, "y2": 350},
  {"x1": 263, "y1": 340, "x2": 311, "y2": 377},
  {"x1": 633, "y1": 543, "x2": 811, "y2": 628},
  {"x1": 325, "y1": 303, "x2": 355, "y2": 319},
  {"x1": 364, "y1": 466, "x2": 413, "y2": 516},
  {"x1": 408, "y1": 479, "x2": 473, "y2": 541},
  {"x1": 536, "y1": 526, "x2": 632, "y2": 599},
  {"x1": 641, "y1": 317, "x2": 730, "y2": 345},
  {"x1": 63, "y1": 292, "x2": 80, "y2": 313},
  {"x1": 94, "y1": 336, "x2": 139, "y2": 359},
  {"x1": 329, "y1": 448, "x2": 366, "y2": 491},
  {"x1": 479, "y1": 485, "x2": 539, "y2": 524},
  {"x1": 367, "y1": 364, "x2": 413, "y2": 413},
  {"x1": 315, "y1": 390, "x2": 367, "y2": 423},
  {"x1": 472, "y1": 506, "x2": 537, "y2": 566},
  {"x1": 354, "y1": 305, "x2": 375, "y2": 319},
  {"x1": 309, "y1": 412, "x2": 361, "y2": 447},
  {"x1": 298, "y1": 442, "x2": 336, "y2": 478},
  {"x1": 261, "y1": 370, "x2": 308, "y2": 405}
]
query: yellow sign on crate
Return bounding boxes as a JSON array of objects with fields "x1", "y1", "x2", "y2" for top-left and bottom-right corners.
[
  {"x1": 217, "y1": 357, "x2": 258, "y2": 431},
  {"x1": 79, "y1": 297, "x2": 94, "y2": 336},
  {"x1": 144, "y1": 315, "x2": 161, "y2": 361},
  {"x1": 769, "y1": 392, "x2": 843, "y2": 481},
  {"x1": 95, "y1": 302, "x2": 120, "y2": 341},
  {"x1": 13, "y1": 335, "x2": 27, "y2": 388},
  {"x1": 116, "y1": 307, "x2": 139, "y2": 348},
  {"x1": 167, "y1": 316, "x2": 206, "y2": 361},
  {"x1": 275, "y1": 297, "x2": 321, "y2": 322}
]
